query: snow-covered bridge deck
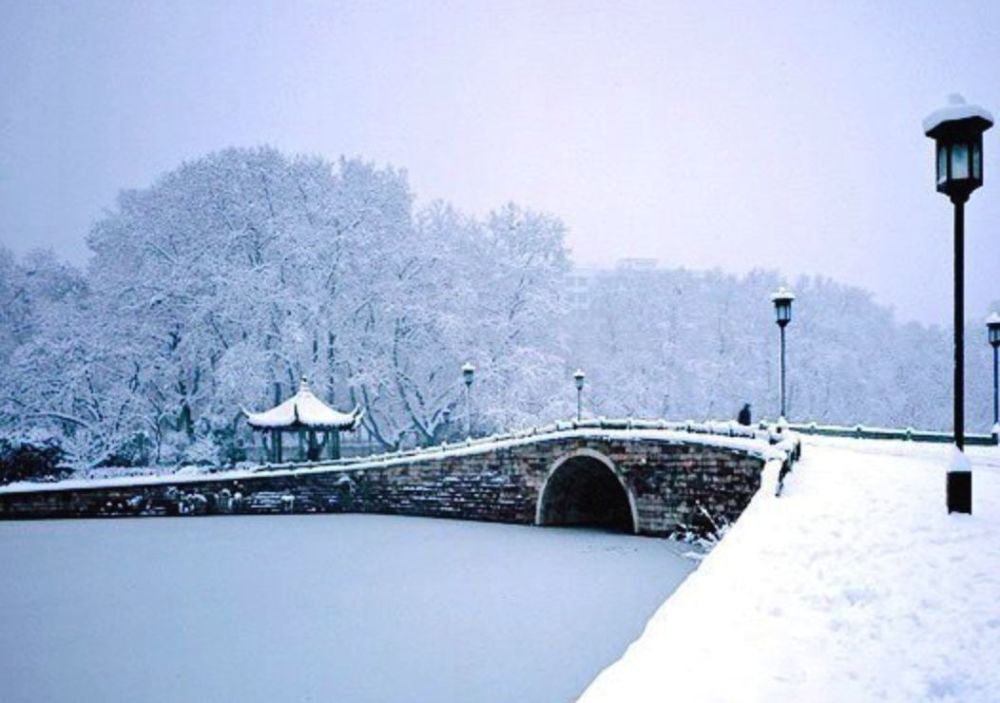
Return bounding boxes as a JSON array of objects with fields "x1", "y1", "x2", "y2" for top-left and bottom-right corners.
[
  {"x1": 580, "y1": 436, "x2": 1000, "y2": 702},
  {"x1": 0, "y1": 420, "x2": 796, "y2": 537}
]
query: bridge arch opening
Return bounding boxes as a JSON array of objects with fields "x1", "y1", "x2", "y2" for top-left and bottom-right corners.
[{"x1": 536, "y1": 450, "x2": 637, "y2": 534}]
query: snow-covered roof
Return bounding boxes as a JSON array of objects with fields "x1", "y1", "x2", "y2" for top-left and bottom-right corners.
[
  {"x1": 245, "y1": 378, "x2": 361, "y2": 431},
  {"x1": 987, "y1": 312, "x2": 1000, "y2": 327},
  {"x1": 923, "y1": 94, "x2": 994, "y2": 136}
]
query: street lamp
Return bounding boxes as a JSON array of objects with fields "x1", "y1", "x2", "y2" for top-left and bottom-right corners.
[
  {"x1": 462, "y1": 362, "x2": 475, "y2": 437},
  {"x1": 770, "y1": 287, "x2": 795, "y2": 425},
  {"x1": 988, "y1": 313, "x2": 1000, "y2": 438},
  {"x1": 924, "y1": 94, "x2": 994, "y2": 514},
  {"x1": 573, "y1": 369, "x2": 586, "y2": 422}
]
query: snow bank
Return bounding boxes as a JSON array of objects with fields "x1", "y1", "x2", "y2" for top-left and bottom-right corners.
[{"x1": 580, "y1": 436, "x2": 1000, "y2": 703}]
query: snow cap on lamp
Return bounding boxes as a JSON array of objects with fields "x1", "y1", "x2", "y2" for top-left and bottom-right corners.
[
  {"x1": 924, "y1": 94, "x2": 993, "y2": 201},
  {"x1": 771, "y1": 286, "x2": 795, "y2": 326},
  {"x1": 987, "y1": 312, "x2": 1000, "y2": 346}
]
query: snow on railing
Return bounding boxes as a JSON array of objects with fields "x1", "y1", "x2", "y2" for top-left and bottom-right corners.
[
  {"x1": 1, "y1": 418, "x2": 803, "y2": 494},
  {"x1": 244, "y1": 417, "x2": 792, "y2": 474},
  {"x1": 780, "y1": 421, "x2": 999, "y2": 447}
]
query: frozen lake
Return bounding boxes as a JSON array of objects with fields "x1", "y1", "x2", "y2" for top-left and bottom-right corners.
[{"x1": 0, "y1": 515, "x2": 694, "y2": 703}]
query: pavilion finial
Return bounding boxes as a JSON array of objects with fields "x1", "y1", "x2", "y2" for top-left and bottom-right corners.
[{"x1": 299, "y1": 376, "x2": 311, "y2": 394}]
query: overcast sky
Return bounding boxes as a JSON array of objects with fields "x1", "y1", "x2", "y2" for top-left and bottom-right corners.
[{"x1": 1, "y1": 0, "x2": 998, "y2": 325}]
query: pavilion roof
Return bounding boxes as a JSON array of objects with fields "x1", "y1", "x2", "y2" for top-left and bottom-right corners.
[{"x1": 245, "y1": 378, "x2": 362, "y2": 431}]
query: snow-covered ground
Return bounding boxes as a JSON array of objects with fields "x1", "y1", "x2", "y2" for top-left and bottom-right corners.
[
  {"x1": 0, "y1": 515, "x2": 694, "y2": 703},
  {"x1": 581, "y1": 437, "x2": 1000, "y2": 703}
]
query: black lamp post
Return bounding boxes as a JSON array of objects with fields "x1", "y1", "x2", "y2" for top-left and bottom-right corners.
[
  {"x1": 573, "y1": 369, "x2": 585, "y2": 421},
  {"x1": 770, "y1": 287, "x2": 795, "y2": 425},
  {"x1": 462, "y1": 362, "x2": 475, "y2": 437},
  {"x1": 988, "y1": 313, "x2": 1000, "y2": 438},
  {"x1": 924, "y1": 94, "x2": 994, "y2": 514}
]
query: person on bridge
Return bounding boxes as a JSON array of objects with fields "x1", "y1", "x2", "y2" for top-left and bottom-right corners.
[{"x1": 737, "y1": 403, "x2": 752, "y2": 426}]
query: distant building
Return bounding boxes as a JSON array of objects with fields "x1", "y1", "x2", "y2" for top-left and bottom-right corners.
[
  {"x1": 615, "y1": 257, "x2": 658, "y2": 272},
  {"x1": 567, "y1": 266, "x2": 602, "y2": 311},
  {"x1": 568, "y1": 258, "x2": 659, "y2": 310}
]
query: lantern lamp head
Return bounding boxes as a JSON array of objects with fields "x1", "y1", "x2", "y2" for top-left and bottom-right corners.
[
  {"x1": 770, "y1": 287, "x2": 795, "y2": 327},
  {"x1": 988, "y1": 313, "x2": 1000, "y2": 347},
  {"x1": 462, "y1": 362, "x2": 475, "y2": 386},
  {"x1": 924, "y1": 94, "x2": 993, "y2": 203},
  {"x1": 573, "y1": 369, "x2": 586, "y2": 390}
]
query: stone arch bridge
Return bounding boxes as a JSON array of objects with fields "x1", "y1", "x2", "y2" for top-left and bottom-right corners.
[{"x1": 0, "y1": 420, "x2": 797, "y2": 536}]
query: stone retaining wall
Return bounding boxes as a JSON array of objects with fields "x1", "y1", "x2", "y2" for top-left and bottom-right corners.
[{"x1": 0, "y1": 435, "x2": 769, "y2": 536}]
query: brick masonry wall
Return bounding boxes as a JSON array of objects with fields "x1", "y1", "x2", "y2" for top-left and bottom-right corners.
[{"x1": 0, "y1": 436, "x2": 765, "y2": 536}]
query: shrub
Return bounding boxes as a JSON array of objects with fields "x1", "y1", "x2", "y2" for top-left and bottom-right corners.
[
  {"x1": 0, "y1": 439, "x2": 68, "y2": 485},
  {"x1": 97, "y1": 432, "x2": 153, "y2": 468}
]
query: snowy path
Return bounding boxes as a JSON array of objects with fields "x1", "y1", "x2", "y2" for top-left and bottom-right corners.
[
  {"x1": 0, "y1": 515, "x2": 693, "y2": 703},
  {"x1": 580, "y1": 437, "x2": 1000, "y2": 703}
]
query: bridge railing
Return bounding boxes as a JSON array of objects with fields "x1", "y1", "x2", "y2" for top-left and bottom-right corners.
[
  {"x1": 242, "y1": 417, "x2": 793, "y2": 474},
  {"x1": 777, "y1": 421, "x2": 999, "y2": 447},
  {"x1": 3, "y1": 418, "x2": 803, "y2": 502}
]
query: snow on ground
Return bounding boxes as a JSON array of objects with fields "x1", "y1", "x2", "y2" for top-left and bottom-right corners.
[
  {"x1": 0, "y1": 515, "x2": 694, "y2": 703},
  {"x1": 580, "y1": 437, "x2": 1000, "y2": 703}
]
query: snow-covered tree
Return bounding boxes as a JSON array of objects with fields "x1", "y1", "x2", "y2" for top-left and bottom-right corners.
[{"x1": 1, "y1": 147, "x2": 995, "y2": 467}]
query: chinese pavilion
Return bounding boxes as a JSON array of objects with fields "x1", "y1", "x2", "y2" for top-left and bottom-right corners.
[{"x1": 245, "y1": 378, "x2": 362, "y2": 463}]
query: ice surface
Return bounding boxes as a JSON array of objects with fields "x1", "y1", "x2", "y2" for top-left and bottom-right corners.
[
  {"x1": 0, "y1": 515, "x2": 695, "y2": 703},
  {"x1": 580, "y1": 437, "x2": 1000, "y2": 702}
]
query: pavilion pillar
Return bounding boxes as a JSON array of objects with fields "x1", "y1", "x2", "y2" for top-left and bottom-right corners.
[
  {"x1": 331, "y1": 429, "x2": 342, "y2": 460},
  {"x1": 307, "y1": 431, "x2": 320, "y2": 462}
]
